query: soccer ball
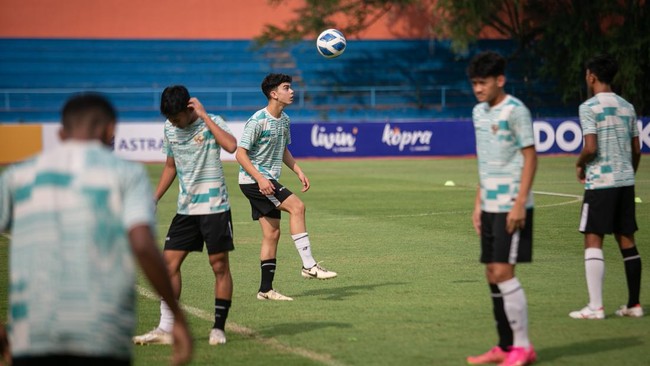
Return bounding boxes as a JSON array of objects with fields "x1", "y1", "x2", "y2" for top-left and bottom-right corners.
[{"x1": 316, "y1": 29, "x2": 347, "y2": 58}]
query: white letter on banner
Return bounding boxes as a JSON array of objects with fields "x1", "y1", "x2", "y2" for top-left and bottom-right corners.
[
  {"x1": 556, "y1": 120, "x2": 582, "y2": 152},
  {"x1": 639, "y1": 120, "x2": 650, "y2": 149},
  {"x1": 533, "y1": 121, "x2": 554, "y2": 152}
]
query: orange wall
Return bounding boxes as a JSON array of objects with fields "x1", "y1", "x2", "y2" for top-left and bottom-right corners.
[
  {"x1": 0, "y1": 125, "x2": 43, "y2": 164},
  {"x1": 0, "y1": 0, "x2": 438, "y2": 40}
]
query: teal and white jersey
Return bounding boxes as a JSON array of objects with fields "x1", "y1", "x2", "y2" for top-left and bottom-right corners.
[
  {"x1": 163, "y1": 114, "x2": 232, "y2": 215},
  {"x1": 473, "y1": 95, "x2": 535, "y2": 213},
  {"x1": 579, "y1": 92, "x2": 638, "y2": 190},
  {"x1": 238, "y1": 108, "x2": 291, "y2": 184},
  {"x1": 0, "y1": 140, "x2": 155, "y2": 359}
]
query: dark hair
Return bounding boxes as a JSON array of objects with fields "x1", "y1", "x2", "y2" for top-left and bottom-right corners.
[
  {"x1": 467, "y1": 51, "x2": 507, "y2": 78},
  {"x1": 261, "y1": 73, "x2": 292, "y2": 99},
  {"x1": 61, "y1": 93, "x2": 116, "y2": 132},
  {"x1": 160, "y1": 85, "x2": 190, "y2": 117},
  {"x1": 585, "y1": 54, "x2": 618, "y2": 84}
]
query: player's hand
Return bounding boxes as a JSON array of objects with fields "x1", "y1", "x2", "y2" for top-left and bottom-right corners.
[
  {"x1": 171, "y1": 318, "x2": 193, "y2": 366},
  {"x1": 258, "y1": 177, "x2": 275, "y2": 195},
  {"x1": 297, "y1": 171, "x2": 310, "y2": 192},
  {"x1": 472, "y1": 207, "x2": 482, "y2": 235},
  {"x1": 187, "y1": 97, "x2": 207, "y2": 118},
  {"x1": 506, "y1": 202, "x2": 526, "y2": 234},
  {"x1": 0, "y1": 324, "x2": 10, "y2": 366},
  {"x1": 576, "y1": 165, "x2": 586, "y2": 184}
]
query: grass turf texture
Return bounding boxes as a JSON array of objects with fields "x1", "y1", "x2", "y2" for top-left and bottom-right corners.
[{"x1": 1, "y1": 156, "x2": 649, "y2": 365}]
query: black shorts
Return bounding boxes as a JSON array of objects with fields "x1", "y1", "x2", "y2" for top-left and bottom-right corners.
[
  {"x1": 13, "y1": 355, "x2": 129, "y2": 366},
  {"x1": 239, "y1": 180, "x2": 293, "y2": 220},
  {"x1": 480, "y1": 209, "x2": 533, "y2": 264},
  {"x1": 164, "y1": 211, "x2": 234, "y2": 255},
  {"x1": 579, "y1": 186, "x2": 638, "y2": 235}
]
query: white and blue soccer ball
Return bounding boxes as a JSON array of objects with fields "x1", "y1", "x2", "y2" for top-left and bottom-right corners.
[{"x1": 316, "y1": 29, "x2": 347, "y2": 59}]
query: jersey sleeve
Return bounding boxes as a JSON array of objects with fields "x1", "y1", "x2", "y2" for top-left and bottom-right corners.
[
  {"x1": 162, "y1": 124, "x2": 174, "y2": 157},
  {"x1": 510, "y1": 105, "x2": 535, "y2": 148},
  {"x1": 0, "y1": 169, "x2": 13, "y2": 232},
  {"x1": 211, "y1": 115, "x2": 233, "y2": 136},
  {"x1": 629, "y1": 105, "x2": 639, "y2": 138},
  {"x1": 579, "y1": 103, "x2": 597, "y2": 136},
  {"x1": 121, "y1": 163, "x2": 156, "y2": 231},
  {"x1": 238, "y1": 118, "x2": 261, "y2": 151}
]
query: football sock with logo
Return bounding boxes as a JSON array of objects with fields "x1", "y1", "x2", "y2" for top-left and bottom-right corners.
[
  {"x1": 497, "y1": 277, "x2": 530, "y2": 348},
  {"x1": 585, "y1": 248, "x2": 605, "y2": 309},
  {"x1": 259, "y1": 259, "x2": 277, "y2": 293},
  {"x1": 490, "y1": 284, "x2": 513, "y2": 352},
  {"x1": 621, "y1": 246, "x2": 642, "y2": 307},
  {"x1": 291, "y1": 233, "x2": 317, "y2": 269},
  {"x1": 158, "y1": 300, "x2": 174, "y2": 333},
  {"x1": 213, "y1": 298, "x2": 231, "y2": 331}
]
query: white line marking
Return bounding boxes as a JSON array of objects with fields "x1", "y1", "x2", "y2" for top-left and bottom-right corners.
[{"x1": 136, "y1": 286, "x2": 345, "y2": 366}]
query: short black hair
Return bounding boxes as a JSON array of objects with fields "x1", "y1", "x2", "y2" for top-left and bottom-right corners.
[
  {"x1": 585, "y1": 54, "x2": 618, "y2": 85},
  {"x1": 261, "y1": 73, "x2": 292, "y2": 99},
  {"x1": 160, "y1": 85, "x2": 190, "y2": 117},
  {"x1": 467, "y1": 51, "x2": 507, "y2": 79},
  {"x1": 61, "y1": 93, "x2": 116, "y2": 132}
]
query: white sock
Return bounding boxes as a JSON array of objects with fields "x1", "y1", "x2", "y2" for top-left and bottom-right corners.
[
  {"x1": 291, "y1": 232, "x2": 316, "y2": 269},
  {"x1": 498, "y1": 277, "x2": 530, "y2": 349},
  {"x1": 158, "y1": 300, "x2": 174, "y2": 333},
  {"x1": 585, "y1": 248, "x2": 605, "y2": 309}
]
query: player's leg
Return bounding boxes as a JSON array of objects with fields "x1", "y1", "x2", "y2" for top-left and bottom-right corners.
[
  {"x1": 134, "y1": 215, "x2": 201, "y2": 345},
  {"x1": 202, "y1": 211, "x2": 236, "y2": 344},
  {"x1": 278, "y1": 193, "x2": 337, "y2": 279},
  {"x1": 613, "y1": 185, "x2": 642, "y2": 317},
  {"x1": 256, "y1": 215, "x2": 292, "y2": 300}
]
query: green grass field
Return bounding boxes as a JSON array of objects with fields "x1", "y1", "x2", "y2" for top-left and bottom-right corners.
[{"x1": 1, "y1": 156, "x2": 649, "y2": 365}]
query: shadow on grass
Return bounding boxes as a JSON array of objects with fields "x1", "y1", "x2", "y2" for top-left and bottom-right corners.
[
  {"x1": 538, "y1": 336, "x2": 644, "y2": 363},
  {"x1": 298, "y1": 282, "x2": 408, "y2": 301},
  {"x1": 259, "y1": 321, "x2": 353, "y2": 337}
]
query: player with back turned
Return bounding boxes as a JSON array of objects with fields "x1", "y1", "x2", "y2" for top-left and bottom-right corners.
[
  {"x1": 465, "y1": 51, "x2": 537, "y2": 366},
  {"x1": 569, "y1": 54, "x2": 643, "y2": 320}
]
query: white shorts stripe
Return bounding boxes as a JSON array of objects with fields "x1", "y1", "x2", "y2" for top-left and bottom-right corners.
[
  {"x1": 266, "y1": 194, "x2": 281, "y2": 207},
  {"x1": 579, "y1": 203, "x2": 589, "y2": 232},
  {"x1": 509, "y1": 230, "x2": 520, "y2": 264}
]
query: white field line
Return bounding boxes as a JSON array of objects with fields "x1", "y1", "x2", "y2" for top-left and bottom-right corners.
[{"x1": 136, "y1": 286, "x2": 345, "y2": 366}]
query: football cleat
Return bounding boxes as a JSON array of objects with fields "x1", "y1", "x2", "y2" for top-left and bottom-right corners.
[
  {"x1": 569, "y1": 305, "x2": 605, "y2": 320},
  {"x1": 301, "y1": 262, "x2": 337, "y2": 279},
  {"x1": 133, "y1": 328, "x2": 172, "y2": 345},
  {"x1": 615, "y1": 304, "x2": 644, "y2": 318},
  {"x1": 257, "y1": 289, "x2": 293, "y2": 301},
  {"x1": 209, "y1": 328, "x2": 227, "y2": 345},
  {"x1": 499, "y1": 345, "x2": 537, "y2": 366},
  {"x1": 467, "y1": 346, "x2": 507, "y2": 364}
]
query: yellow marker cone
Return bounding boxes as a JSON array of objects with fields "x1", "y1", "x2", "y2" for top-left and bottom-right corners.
[
  {"x1": 444, "y1": 180, "x2": 456, "y2": 187},
  {"x1": 635, "y1": 197, "x2": 643, "y2": 203}
]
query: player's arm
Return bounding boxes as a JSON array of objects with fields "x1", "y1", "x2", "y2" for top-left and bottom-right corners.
[
  {"x1": 187, "y1": 97, "x2": 236, "y2": 153},
  {"x1": 154, "y1": 156, "x2": 177, "y2": 203},
  {"x1": 506, "y1": 145, "x2": 537, "y2": 234},
  {"x1": 235, "y1": 146, "x2": 275, "y2": 195},
  {"x1": 129, "y1": 224, "x2": 192, "y2": 365},
  {"x1": 472, "y1": 184, "x2": 481, "y2": 235},
  {"x1": 575, "y1": 134, "x2": 597, "y2": 183},
  {"x1": 283, "y1": 147, "x2": 310, "y2": 192},
  {"x1": 631, "y1": 135, "x2": 641, "y2": 173}
]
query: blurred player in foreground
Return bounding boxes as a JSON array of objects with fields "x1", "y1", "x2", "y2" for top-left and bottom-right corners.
[
  {"x1": 0, "y1": 93, "x2": 192, "y2": 365},
  {"x1": 133, "y1": 86, "x2": 237, "y2": 345},
  {"x1": 236, "y1": 73, "x2": 337, "y2": 301},
  {"x1": 466, "y1": 51, "x2": 537, "y2": 366},
  {"x1": 569, "y1": 54, "x2": 643, "y2": 320}
]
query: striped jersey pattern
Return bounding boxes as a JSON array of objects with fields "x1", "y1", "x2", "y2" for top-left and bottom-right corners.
[
  {"x1": 0, "y1": 141, "x2": 155, "y2": 359},
  {"x1": 238, "y1": 108, "x2": 291, "y2": 184},
  {"x1": 163, "y1": 114, "x2": 232, "y2": 214},
  {"x1": 473, "y1": 95, "x2": 535, "y2": 213},
  {"x1": 579, "y1": 92, "x2": 638, "y2": 190}
]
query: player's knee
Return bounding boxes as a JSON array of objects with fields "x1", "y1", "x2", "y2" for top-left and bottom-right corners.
[
  {"x1": 290, "y1": 198, "x2": 305, "y2": 216},
  {"x1": 264, "y1": 227, "x2": 281, "y2": 242},
  {"x1": 211, "y1": 258, "x2": 230, "y2": 276}
]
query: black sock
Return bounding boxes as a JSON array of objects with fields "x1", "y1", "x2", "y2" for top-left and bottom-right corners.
[
  {"x1": 259, "y1": 259, "x2": 277, "y2": 293},
  {"x1": 621, "y1": 246, "x2": 642, "y2": 307},
  {"x1": 490, "y1": 284, "x2": 513, "y2": 352},
  {"x1": 213, "y1": 298, "x2": 231, "y2": 331}
]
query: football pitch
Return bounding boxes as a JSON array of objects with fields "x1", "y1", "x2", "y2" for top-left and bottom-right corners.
[{"x1": 2, "y1": 156, "x2": 649, "y2": 365}]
